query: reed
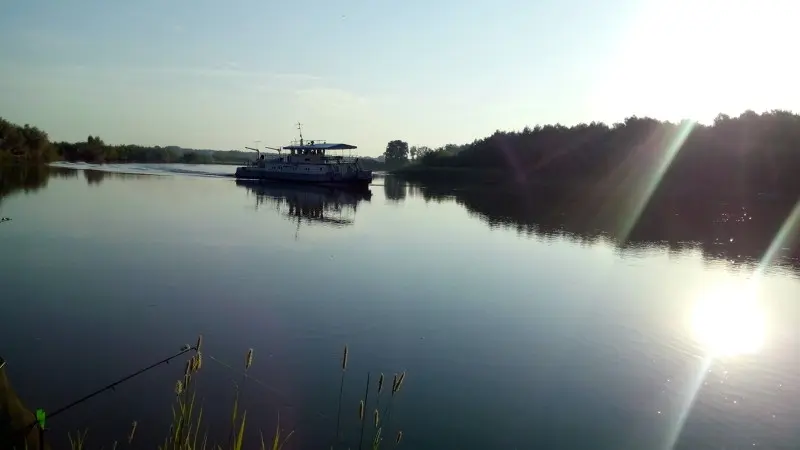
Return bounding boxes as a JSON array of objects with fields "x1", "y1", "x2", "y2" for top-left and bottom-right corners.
[
  {"x1": 333, "y1": 345, "x2": 348, "y2": 448},
  {"x1": 381, "y1": 371, "x2": 406, "y2": 446},
  {"x1": 226, "y1": 348, "x2": 253, "y2": 449},
  {"x1": 357, "y1": 372, "x2": 371, "y2": 450},
  {"x1": 49, "y1": 337, "x2": 406, "y2": 449}
]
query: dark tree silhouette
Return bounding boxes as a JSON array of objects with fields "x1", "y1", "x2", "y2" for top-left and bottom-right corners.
[
  {"x1": 399, "y1": 110, "x2": 800, "y2": 201},
  {"x1": 384, "y1": 140, "x2": 409, "y2": 167},
  {"x1": 0, "y1": 118, "x2": 57, "y2": 162}
]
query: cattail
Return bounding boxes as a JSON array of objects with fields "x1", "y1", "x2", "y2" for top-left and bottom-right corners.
[
  {"x1": 393, "y1": 371, "x2": 406, "y2": 394},
  {"x1": 128, "y1": 421, "x2": 138, "y2": 444},
  {"x1": 189, "y1": 354, "x2": 202, "y2": 373},
  {"x1": 396, "y1": 431, "x2": 403, "y2": 444},
  {"x1": 175, "y1": 380, "x2": 184, "y2": 396},
  {"x1": 373, "y1": 409, "x2": 380, "y2": 428},
  {"x1": 358, "y1": 400, "x2": 365, "y2": 420},
  {"x1": 342, "y1": 345, "x2": 349, "y2": 371},
  {"x1": 377, "y1": 373, "x2": 385, "y2": 393},
  {"x1": 245, "y1": 348, "x2": 254, "y2": 370},
  {"x1": 195, "y1": 334, "x2": 203, "y2": 352}
]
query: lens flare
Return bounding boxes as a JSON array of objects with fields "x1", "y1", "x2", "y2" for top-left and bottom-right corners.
[{"x1": 690, "y1": 288, "x2": 766, "y2": 357}]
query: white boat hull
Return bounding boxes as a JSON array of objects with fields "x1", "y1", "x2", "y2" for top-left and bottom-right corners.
[{"x1": 235, "y1": 163, "x2": 372, "y2": 187}]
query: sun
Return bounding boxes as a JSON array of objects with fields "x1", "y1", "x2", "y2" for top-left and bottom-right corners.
[{"x1": 689, "y1": 286, "x2": 766, "y2": 357}]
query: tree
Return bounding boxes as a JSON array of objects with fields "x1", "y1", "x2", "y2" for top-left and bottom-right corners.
[
  {"x1": 416, "y1": 146, "x2": 432, "y2": 160},
  {"x1": 384, "y1": 140, "x2": 409, "y2": 167},
  {"x1": 409, "y1": 146, "x2": 418, "y2": 160}
]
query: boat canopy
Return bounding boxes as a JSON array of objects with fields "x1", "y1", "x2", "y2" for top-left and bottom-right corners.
[{"x1": 284, "y1": 143, "x2": 357, "y2": 151}]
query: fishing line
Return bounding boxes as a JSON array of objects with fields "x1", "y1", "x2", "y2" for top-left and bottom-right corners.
[
  {"x1": 20, "y1": 345, "x2": 198, "y2": 437},
  {"x1": 204, "y1": 353, "x2": 330, "y2": 422},
  {"x1": 14, "y1": 346, "x2": 347, "y2": 447}
]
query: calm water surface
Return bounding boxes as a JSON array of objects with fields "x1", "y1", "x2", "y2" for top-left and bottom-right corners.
[{"x1": 1, "y1": 163, "x2": 799, "y2": 449}]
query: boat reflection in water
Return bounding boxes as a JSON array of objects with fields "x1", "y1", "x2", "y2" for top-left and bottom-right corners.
[{"x1": 236, "y1": 180, "x2": 371, "y2": 230}]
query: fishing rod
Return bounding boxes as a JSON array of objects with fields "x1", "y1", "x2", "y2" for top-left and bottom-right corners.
[{"x1": 19, "y1": 342, "x2": 199, "y2": 436}]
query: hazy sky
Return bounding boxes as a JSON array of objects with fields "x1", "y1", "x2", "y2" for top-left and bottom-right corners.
[{"x1": 1, "y1": 0, "x2": 797, "y2": 156}]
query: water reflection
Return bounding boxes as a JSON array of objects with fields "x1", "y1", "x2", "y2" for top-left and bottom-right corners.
[
  {"x1": 82, "y1": 169, "x2": 158, "y2": 186},
  {"x1": 390, "y1": 175, "x2": 800, "y2": 271},
  {"x1": 0, "y1": 165, "x2": 77, "y2": 212},
  {"x1": 689, "y1": 286, "x2": 767, "y2": 357},
  {"x1": 236, "y1": 180, "x2": 371, "y2": 229}
]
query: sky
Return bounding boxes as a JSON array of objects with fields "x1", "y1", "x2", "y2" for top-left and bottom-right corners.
[{"x1": 1, "y1": 0, "x2": 798, "y2": 156}]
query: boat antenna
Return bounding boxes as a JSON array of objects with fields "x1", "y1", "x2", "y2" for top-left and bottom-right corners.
[{"x1": 297, "y1": 122, "x2": 304, "y2": 146}]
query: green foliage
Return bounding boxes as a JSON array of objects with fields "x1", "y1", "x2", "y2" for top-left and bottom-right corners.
[
  {"x1": 383, "y1": 140, "x2": 409, "y2": 168},
  {"x1": 0, "y1": 117, "x2": 256, "y2": 165},
  {"x1": 0, "y1": 118, "x2": 58, "y2": 163},
  {"x1": 399, "y1": 110, "x2": 800, "y2": 198}
]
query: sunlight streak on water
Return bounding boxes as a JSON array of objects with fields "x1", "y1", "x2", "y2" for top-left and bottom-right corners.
[{"x1": 689, "y1": 286, "x2": 766, "y2": 357}]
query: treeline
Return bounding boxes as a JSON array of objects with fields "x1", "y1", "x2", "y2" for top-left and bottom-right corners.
[
  {"x1": 0, "y1": 118, "x2": 58, "y2": 163},
  {"x1": 55, "y1": 137, "x2": 255, "y2": 164},
  {"x1": 0, "y1": 117, "x2": 256, "y2": 164},
  {"x1": 396, "y1": 110, "x2": 800, "y2": 199}
]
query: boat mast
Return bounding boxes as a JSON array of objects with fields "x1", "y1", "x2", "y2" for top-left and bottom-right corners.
[{"x1": 297, "y1": 122, "x2": 304, "y2": 146}]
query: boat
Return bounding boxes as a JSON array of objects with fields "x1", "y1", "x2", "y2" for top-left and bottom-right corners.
[{"x1": 234, "y1": 123, "x2": 373, "y2": 187}]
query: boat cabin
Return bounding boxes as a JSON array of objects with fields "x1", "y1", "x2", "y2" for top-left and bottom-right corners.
[{"x1": 282, "y1": 142, "x2": 358, "y2": 164}]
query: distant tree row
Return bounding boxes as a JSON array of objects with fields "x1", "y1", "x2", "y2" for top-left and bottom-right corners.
[
  {"x1": 0, "y1": 118, "x2": 58, "y2": 163},
  {"x1": 55, "y1": 137, "x2": 256, "y2": 164},
  {"x1": 383, "y1": 139, "x2": 472, "y2": 168},
  {"x1": 393, "y1": 110, "x2": 800, "y2": 198},
  {"x1": 0, "y1": 117, "x2": 258, "y2": 165}
]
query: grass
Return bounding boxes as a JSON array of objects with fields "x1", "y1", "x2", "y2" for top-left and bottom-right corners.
[{"x1": 53, "y1": 337, "x2": 406, "y2": 450}]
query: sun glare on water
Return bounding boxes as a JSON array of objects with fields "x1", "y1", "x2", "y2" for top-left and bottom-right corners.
[{"x1": 690, "y1": 287, "x2": 766, "y2": 357}]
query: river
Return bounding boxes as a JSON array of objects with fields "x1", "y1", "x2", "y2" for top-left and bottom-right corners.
[{"x1": 1, "y1": 163, "x2": 798, "y2": 449}]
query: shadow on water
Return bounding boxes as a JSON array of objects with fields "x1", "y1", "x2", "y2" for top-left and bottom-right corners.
[
  {"x1": 236, "y1": 179, "x2": 372, "y2": 229},
  {"x1": 387, "y1": 174, "x2": 800, "y2": 272}
]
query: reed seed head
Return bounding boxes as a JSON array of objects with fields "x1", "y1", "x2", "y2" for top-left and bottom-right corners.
[
  {"x1": 377, "y1": 373, "x2": 384, "y2": 394},
  {"x1": 184, "y1": 359, "x2": 192, "y2": 376},
  {"x1": 194, "y1": 352, "x2": 203, "y2": 371},
  {"x1": 393, "y1": 371, "x2": 406, "y2": 395},
  {"x1": 175, "y1": 380, "x2": 184, "y2": 396},
  {"x1": 342, "y1": 345, "x2": 349, "y2": 371},
  {"x1": 358, "y1": 400, "x2": 364, "y2": 421},
  {"x1": 396, "y1": 431, "x2": 403, "y2": 444},
  {"x1": 128, "y1": 421, "x2": 138, "y2": 444},
  {"x1": 391, "y1": 373, "x2": 398, "y2": 394},
  {"x1": 245, "y1": 348, "x2": 254, "y2": 370},
  {"x1": 373, "y1": 409, "x2": 380, "y2": 428},
  {"x1": 195, "y1": 334, "x2": 203, "y2": 352}
]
